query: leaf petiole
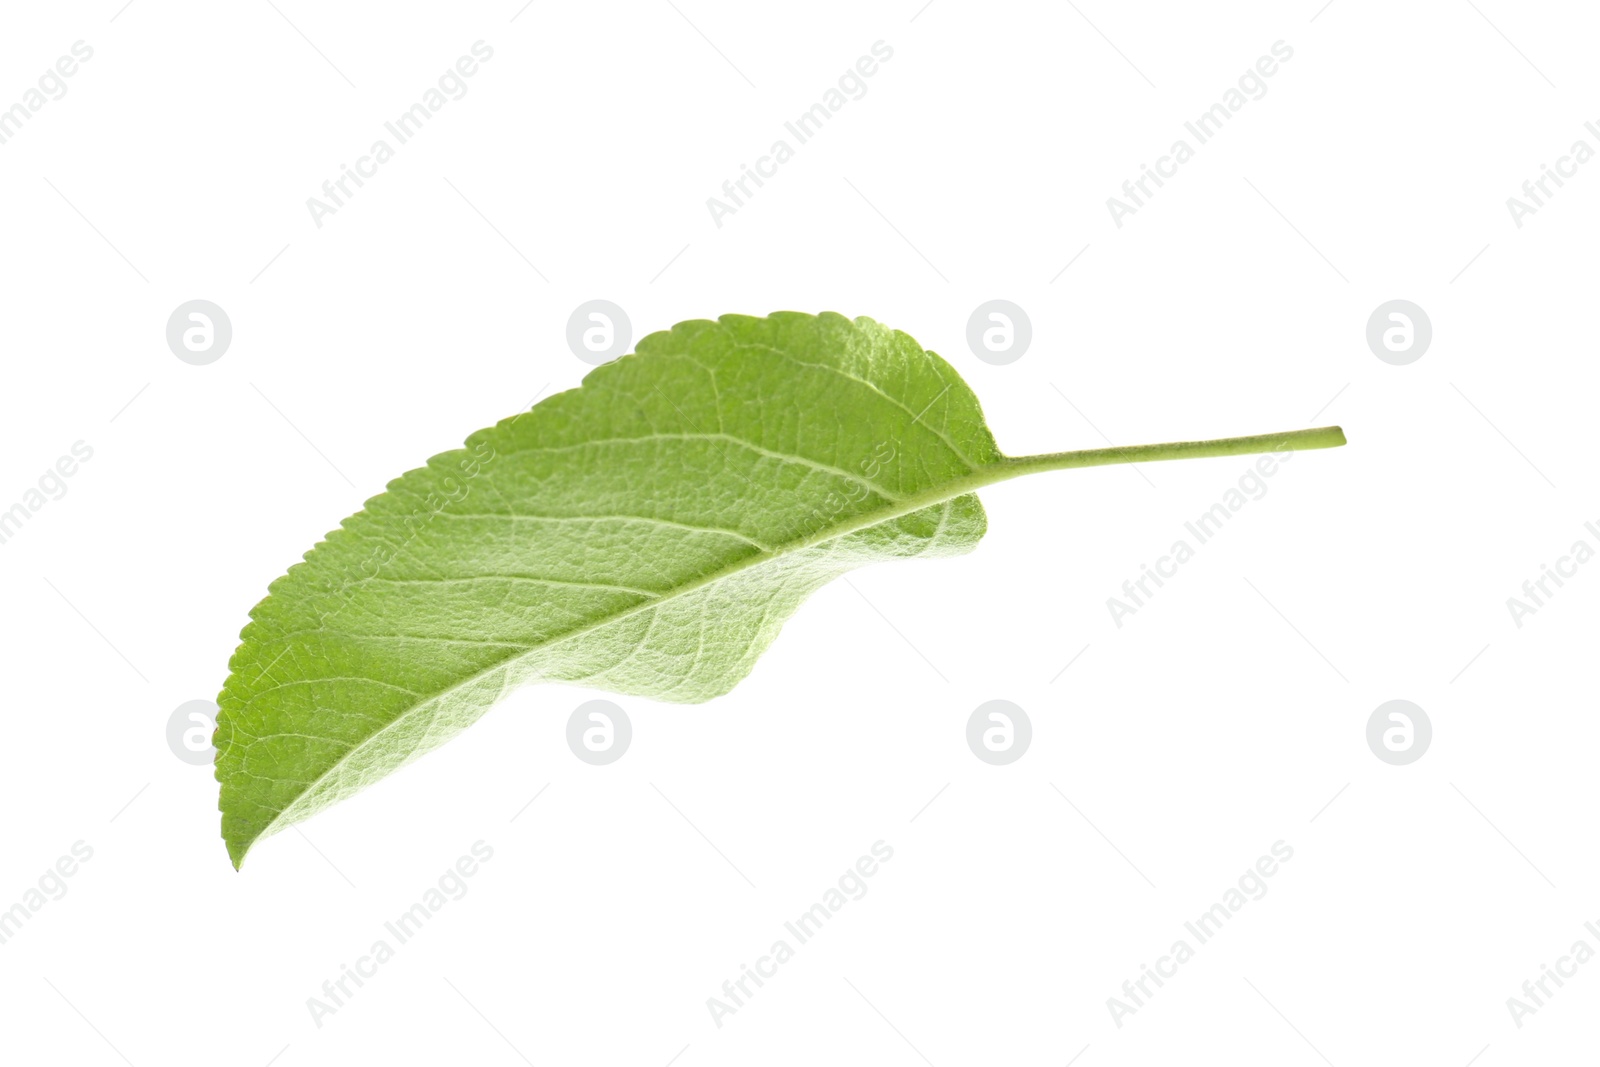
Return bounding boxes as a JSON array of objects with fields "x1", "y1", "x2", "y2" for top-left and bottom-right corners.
[{"x1": 993, "y1": 425, "x2": 1346, "y2": 483}]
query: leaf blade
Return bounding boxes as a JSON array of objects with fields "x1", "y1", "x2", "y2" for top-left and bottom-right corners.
[{"x1": 215, "y1": 312, "x2": 1000, "y2": 866}]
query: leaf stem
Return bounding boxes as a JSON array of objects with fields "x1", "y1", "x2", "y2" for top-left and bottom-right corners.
[{"x1": 994, "y1": 425, "x2": 1346, "y2": 481}]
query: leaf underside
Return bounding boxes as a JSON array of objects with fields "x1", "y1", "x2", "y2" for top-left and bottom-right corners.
[{"x1": 215, "y1": 312, "x2": 1004, "y2": 867}]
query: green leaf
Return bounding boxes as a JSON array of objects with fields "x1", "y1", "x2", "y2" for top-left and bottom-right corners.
[{"x1": 215, "y1": 311, "x2": 1345, "y2": 867}]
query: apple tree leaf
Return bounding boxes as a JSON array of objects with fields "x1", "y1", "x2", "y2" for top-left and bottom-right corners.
[{"x1": 214, "y1": 311, "x2": 1345, "y2": 867}]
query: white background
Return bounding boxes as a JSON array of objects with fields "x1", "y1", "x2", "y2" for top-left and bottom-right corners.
[{"x1": 1, "y1": 1, "x2": 1596, "y2": 1063}]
